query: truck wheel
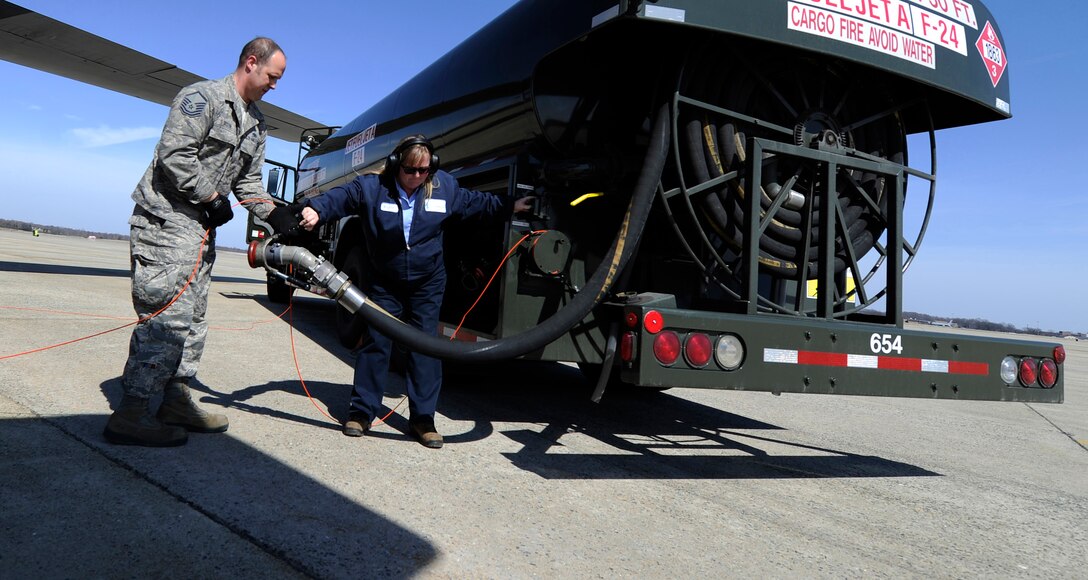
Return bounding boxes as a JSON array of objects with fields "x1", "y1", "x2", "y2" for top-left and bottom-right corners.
[
  {"x1": 267, "y1": 276, "x2": 294, "y2": 304},
  {"x1": 336, "y1": 245, "x2": 368, "y2": 348}
]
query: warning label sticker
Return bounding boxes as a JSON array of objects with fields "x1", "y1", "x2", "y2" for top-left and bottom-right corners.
[
  {"x1": 975, "y1": 20, "x2": 1006, "y2": 86},
  {"x1": 787, "y1": 0, "x2": 982, "y2": 69},
  {"x1": 345, "y1": 123, "x2": 377, "y2": 155}
]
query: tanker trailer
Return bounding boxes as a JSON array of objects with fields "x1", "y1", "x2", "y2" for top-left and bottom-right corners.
[{"x1": 254, "y1": 0, "x2": 1063, "y2": 403}]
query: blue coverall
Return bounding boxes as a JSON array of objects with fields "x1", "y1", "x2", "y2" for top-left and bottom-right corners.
[{"x1": 306, "y1": 170, "x2": 513, "y2": 421}]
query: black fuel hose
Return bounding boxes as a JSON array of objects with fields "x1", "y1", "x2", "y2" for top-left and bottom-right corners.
[{"x1": 344, "y1": 102, "x2": 669, "y2": 362}]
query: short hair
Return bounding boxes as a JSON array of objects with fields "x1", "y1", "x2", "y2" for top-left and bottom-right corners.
[{"x1": 238, "y1": 37, "x2": 284, "y2": 67}]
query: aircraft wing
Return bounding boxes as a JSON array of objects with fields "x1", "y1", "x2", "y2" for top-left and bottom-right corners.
[{"x1": 0, "y1": 1, "x2": 322, "y2": 142}]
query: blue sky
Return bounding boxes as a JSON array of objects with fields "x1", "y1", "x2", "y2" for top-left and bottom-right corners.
[{"x1": 1, "y1": 1, "x2": 1085, "y2": 333}]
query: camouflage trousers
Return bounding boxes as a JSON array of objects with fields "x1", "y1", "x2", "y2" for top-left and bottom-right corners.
[{"x1": 121, "y1": 211, "x2": 216, "y2": 398}]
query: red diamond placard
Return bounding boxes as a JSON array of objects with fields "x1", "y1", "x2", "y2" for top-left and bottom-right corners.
[{"x1": 975, "y1": 21, "x2": 1006, "y2": 87}]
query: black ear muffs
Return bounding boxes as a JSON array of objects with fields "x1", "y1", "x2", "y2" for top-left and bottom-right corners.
[{"x1": 386, "y1": 135, "x2": 440, "y2": 174}]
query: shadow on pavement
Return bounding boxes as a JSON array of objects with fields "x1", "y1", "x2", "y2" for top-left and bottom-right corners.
[
  {"x1": 3, "y1": 378, "x2": 440, "y2": 578},
  {"x1": 443, "y1": 361, "x2": 941, "y2": 480},
  {"x1": 257, "y1": 295, "x2": 941, "y2": 481}
]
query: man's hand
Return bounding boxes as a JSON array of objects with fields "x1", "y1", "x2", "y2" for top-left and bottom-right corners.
[
  {"x1": 266, "y1": 203, "x2": 304, "y2": 236},
  {"x1": 201, "y1": 194, "x2": 234, "y2": 228}
]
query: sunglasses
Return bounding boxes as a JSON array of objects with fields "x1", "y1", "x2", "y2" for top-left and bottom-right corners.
[{"x1": 401, "y1": 165, "x2": 431, "y2": 175}]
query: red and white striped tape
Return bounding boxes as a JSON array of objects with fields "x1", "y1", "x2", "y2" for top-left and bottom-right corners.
[{"x1": 763, "y1": 348, "x2": 988, "y2": 376}]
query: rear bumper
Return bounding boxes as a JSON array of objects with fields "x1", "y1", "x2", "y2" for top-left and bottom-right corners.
[{"x1": 616, "y1": 293, "x2": 1064, "y2": 403}]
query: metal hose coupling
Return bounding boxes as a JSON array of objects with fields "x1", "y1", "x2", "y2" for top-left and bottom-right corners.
[{"x1": 247, "y1": 239, "x2": 367, "y2": 314}]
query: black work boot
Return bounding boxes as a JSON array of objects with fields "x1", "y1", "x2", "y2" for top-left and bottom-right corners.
[
  {"x1": 104, "y1": 395, "x2": 188, "y2": 447},
  {"x1": 157, "y1": 380, "x2": 229, "y2": 433}
]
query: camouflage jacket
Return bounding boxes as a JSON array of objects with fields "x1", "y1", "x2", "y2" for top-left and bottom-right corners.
[{"x1": 131, "y1": 74, "x2": 275, "y2": 228}]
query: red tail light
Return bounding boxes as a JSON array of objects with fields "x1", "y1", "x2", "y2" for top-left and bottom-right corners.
[
  {"x1": 620, "y1": 331, "x2": 635, "y2": 362},
  {"x1": 1053, "y1": 345, "x2": 1066, "y2": 365},
  {"x1": 684, "y1": 333, "x2": 712, "y2": 368},
  {"x1": 624, "y1": 311, "x2": 639, "y2": 329},
  {"x1": 1039, "y1": 358, "x2": 1058, "y2": 388},
  {"x1": 1018, "y1": 357, "x2": 1038, "y2": 387},
  {"x1": 652, "y1": 331, "x2": 680, "y2": 365}
]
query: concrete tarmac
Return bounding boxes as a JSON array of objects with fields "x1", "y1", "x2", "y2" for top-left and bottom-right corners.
[{"x1": 1, "y1": 227, "x2": 1086, "y2": 578}]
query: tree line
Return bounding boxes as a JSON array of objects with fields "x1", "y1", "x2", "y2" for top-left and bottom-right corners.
[
  {"x1": 904, "y1": 311, "x2": 1072, "y2": 338},
  {"x1": 0, "y1": 218, "x2": 244, "y2": 252},
  {"x1": 0, "y1": 218, "x2": 128, "y2": 241}
]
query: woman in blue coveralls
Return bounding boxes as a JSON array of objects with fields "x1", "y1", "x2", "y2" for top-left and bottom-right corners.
[{"x1": 298, "y1": 135, "x2": 533, "y2": 448}]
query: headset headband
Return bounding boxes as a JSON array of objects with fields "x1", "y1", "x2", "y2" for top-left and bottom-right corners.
[{"x1": 387, "y1": 135, "x2": 439, "y2": 174}]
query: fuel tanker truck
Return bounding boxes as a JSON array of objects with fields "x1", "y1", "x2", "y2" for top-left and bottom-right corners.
[{"x1": 248, "y1": 0, "x2": 1065, "y2": 403}]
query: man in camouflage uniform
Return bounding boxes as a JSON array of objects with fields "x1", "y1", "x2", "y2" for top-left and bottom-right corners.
[{"x1": 105, "y1": 37, "x2": 301, "y2": 447}]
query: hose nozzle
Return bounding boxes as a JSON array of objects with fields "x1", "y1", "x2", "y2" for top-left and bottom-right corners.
[{"x1": 247, "y1": 239, "x2": 367, "y2": 314}]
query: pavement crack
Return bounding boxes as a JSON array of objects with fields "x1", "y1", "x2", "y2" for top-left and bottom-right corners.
[{"x1": 1025, "y1": 403, "x2": 1087, "y2": 453}]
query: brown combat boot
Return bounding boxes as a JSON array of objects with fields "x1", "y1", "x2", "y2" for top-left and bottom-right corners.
[
  {"x1": 342, "y1": 413, "x2": 371, "y2": 437},
  {"x1": 409, "y1": 415, "x2": 444, "y2": 449},
  {"x1": 104, "y1": 395, "x2": 188, "y2": 447},
  {"x1": 157, "y1": 380, "x2": 229, "y2": 433}
]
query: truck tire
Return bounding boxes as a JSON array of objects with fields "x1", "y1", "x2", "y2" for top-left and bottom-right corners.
[
  {"x1": 267, "y1": 276, "x2": 293, "y2": 304},
  {"x1": 336, "y1": 245, "x2": 368, "y2": 348}
]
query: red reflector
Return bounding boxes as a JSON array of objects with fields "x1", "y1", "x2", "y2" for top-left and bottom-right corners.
[
  {"x1": 652, "y1": 331, "x2": 680, "y2": 366},
  {"x1": 643, "y1": 310, "x2": 664, "y2": 334},
  {"x1": 684, "y1": 333, "x2": 712, "y2": 368},
  {"x1": 620, "y1": 332, "x2": 635, "y2": 362},
  {"x1": 1019, "y1": 357, "x2": 1038, "y2": 387},
  {"x1": 624, "y1": 312, "x2": 639, "y2": 329},
  {"x1": 1053, "y1": 345, "x2": 1066, "y2": 365},
  {"x1": 1039, "y1": 358, "x2": 1058, "y2": 388}
]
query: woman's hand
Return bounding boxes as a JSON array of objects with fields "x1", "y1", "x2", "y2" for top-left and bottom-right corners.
[
  {"x1": 513, "y1": 196, "x2": 535, "y2": 214},
  {"x1": 300, "y1": 206, "x2": 320, "y2": 231}
]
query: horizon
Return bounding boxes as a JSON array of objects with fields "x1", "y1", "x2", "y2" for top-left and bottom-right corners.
[{"x1": 2, "y1": 220, "x2": 1081, "y2": 336}]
